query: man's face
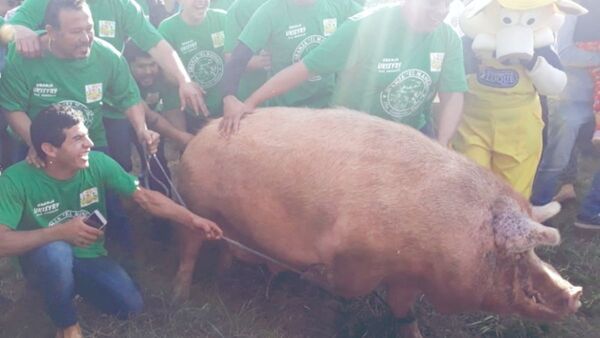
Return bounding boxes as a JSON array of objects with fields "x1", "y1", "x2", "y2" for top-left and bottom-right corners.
[
  {"x1": 130, "y1": 56, "x2": 160, "y2": 88},
  {"x1": 51, "y1": 122, "x2": 94, "y2": 170},
  {"x1": 48, "y1": 6, "x2": 94, "y2": 59},
  {"x1": 404, "y1": 0, "x2": 451, "y2": 32},
  {"x1": 180, "y1": 0, "x2": 210, "y2": 22}
]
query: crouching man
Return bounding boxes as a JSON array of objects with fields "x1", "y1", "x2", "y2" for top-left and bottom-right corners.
[{"x1": 0, "y1": 105, "x2": 222, "y2": 338}]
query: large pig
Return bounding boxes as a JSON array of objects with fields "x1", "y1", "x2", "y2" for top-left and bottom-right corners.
[{"x1": 174, "y1": 108, "x2": 582, "y2": 337}]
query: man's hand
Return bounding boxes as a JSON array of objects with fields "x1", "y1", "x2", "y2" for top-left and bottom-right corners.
[
  {"x1": 137, "y1": 129, "x2": 161, "y2": 155},
  {"x1": 179, "y1": 81, "x2": 210, "y2": 117},
  {"x1": 219, "y1": 95, "x2": 254, "y2": 137},
  {"x1": 189, "y1": 214, "x2": 223, "y2": 240},
  {"x1": 14, "y1": 25, "x2": 41, "y2": 58},
  {"x1": 247, "y1": 50, "x2": 271, "y2": 71},
  {"x1": 26, "y1": 146, "x2": 45, "y2": 168},
  {"x1": 55, "y1": 217, "x2": 103, "y2": 247}
]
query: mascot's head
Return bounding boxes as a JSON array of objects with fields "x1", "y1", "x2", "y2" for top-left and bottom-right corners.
[{"x1": 460, "y1": 0, "x2": 587, "y2": 61}]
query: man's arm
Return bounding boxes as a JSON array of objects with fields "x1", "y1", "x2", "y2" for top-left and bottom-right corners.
[
  {"x1": 219, "y1": 60, "x2": 311, "y2": 136},
  {"x1": 436, "y1": 92, "x2": 464, "y2": 147},
  {"x1": 124, "y1": 102, "x2": 161, "y2": 155},
  {"x1": 130, "y1": 187, "x2": 222, "y2": 239},
  {"x1": 4, "y1": 111, "x2": 45, "y2": 167},
  {"x1": 148, "y1": 40, "x2": 209, "y2": 116},
  {"x1": 0, "y1": 221, "x2": 102, "y2": 257},
  {"x1": 145, "y1": 105, "x2": 193, "y2": 150}
]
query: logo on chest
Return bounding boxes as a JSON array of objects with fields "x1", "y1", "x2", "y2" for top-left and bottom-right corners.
[
  {"x1": 323, "y1": 18, "x2": 337, "y2": 37},
  {"x1": 477, "y1": 67, "x2": 520, "y2": 88},
  {"x1": 377, "y1": 58, "x2": 402, "y2": 73},
  {"x1": 180, "y1": 40, "x2": 198, "y2": 54},
  {"x1": 211, "y1": 31, "x2": 225, "y2": 49},
  {"x1": 33, "y1": 200, "x2": 60, "y2": 217},
  {"x1": 98, "y1": 20, "x2": 116, "y2": 38},
  {"x1": 286, "y1": 24, "x2": 307, "y2": 40},
  {"x1": 80, "y1": 187, "x2": 99, "y2": 208},
  {"x1": 85, "y1": 83, "x2": 103, "y2": 103},
  {"x1": 33, "y1": 83, "x2": 58, "y2": 97}
]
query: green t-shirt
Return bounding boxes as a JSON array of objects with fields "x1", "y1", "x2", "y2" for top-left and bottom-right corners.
[
  {"x1": 0, "y1": 38, "x2": 142, "y2": 147},
  {"x1": 0, "y1": 151, "x2": 138, "y2": 258},
  {"x1": 10, "y1": 0, "x2": 163, "y2": 52},
  {"x1": 159, "y1": 10, "x2": 226, "y2": 116},
  {"x1": 224, "y1": 0, "x2": 269, "y2": 101},
  {"x1": 211, "y1": 0, "x2": 235, "y2": 11},
  {"x1": 238, "y1": 0, "x2": 361, "y2": 108},
  {"x1": 138, "y1": 73, "x2": 180, "y2": 113},
  {"x1": 303, "y1": 4, "x2": 468, "y2": 129}
]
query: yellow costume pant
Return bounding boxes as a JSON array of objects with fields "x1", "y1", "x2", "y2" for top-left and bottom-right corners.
[{"x1": 454, "y1": 107, "x2": 544, "y2": 198}]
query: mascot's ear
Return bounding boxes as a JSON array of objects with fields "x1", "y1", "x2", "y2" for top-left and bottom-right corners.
[
  {"x1": 463, "y1": 0, "x2": 494, "y2": 18},
  {"x1": 555, "y1": 0, "x2": 588, "y2": 15}
]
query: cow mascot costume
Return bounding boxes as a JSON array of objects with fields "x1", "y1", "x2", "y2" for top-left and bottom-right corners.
[{"x1": 453, "y1": 0, "x2": 587, "y2": 209}]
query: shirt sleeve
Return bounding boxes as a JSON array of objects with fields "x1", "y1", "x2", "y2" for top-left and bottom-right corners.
[
  {"x1": 0, "y1": 50, "x2": 29, "y2": 113},
  {"x1": 0, "y1": 175, "x2": 25, "y2": 230},
  {"x1": 224, "y1": 4, "x2": 243, "y2": 53},
  {"x1": 106, "y1": 53, "x2": 144, "y2": 113},
  {"x1": 96, "y1": 152, "x2": 139, "y2": 197},
  {"x1": 557, "y1": 15, "x2": 600, "y2": 68},
  {"x1": 119, "y1": 0, "x2": 163, "y2": 51},
  {"x1": 237, "y1": 6, "x2": 272, "y2": 54},
  {"x1": 438, "y1": 29, "x2": 468, "y2": 93},
  {"x1": 9, "y1": 0, "x2": 48, "y2": 29}
]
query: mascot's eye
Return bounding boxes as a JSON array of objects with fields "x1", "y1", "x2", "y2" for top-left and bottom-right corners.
[
  {"x1": 527, "y1": 18, "x2": 536, "y2": 25},
  {"x1": 502, "y1": 17, "x2": 512, "y2": 24}
]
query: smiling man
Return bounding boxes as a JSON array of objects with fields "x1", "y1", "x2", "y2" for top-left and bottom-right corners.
[
  {"x1": 220, "y1": 0, "x2": 467, "y2": 147},
  {"x1": 0, "y1": 105, "x2": 222, "y2": 338}
]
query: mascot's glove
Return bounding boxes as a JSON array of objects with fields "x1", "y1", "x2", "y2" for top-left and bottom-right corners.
[{"x1": 524, "y1": 56, "x2": 567, "y2": 96}]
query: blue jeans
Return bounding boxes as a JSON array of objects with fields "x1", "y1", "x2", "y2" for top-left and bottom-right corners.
[
  {"x1": 19, "y1": 242, "x2": 143, "y2": 328},
  {"x1": 530, "y1": 99, "x2": 600, "y2": 218},
  {"x1": 104, "y1": 117, "x2": 133, "y2": 172}
]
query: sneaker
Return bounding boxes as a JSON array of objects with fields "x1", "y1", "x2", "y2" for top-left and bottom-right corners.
[
  {"x1": 574, "y1": 218, "x2": 600, "y2": 230},
  {"x1": 553, "y1": 184, "x2": 576, "y2": 202}
]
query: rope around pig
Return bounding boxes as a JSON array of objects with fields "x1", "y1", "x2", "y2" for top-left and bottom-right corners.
[{"x1": 140, "y1": 151, "x2": 304, "y2": 275}]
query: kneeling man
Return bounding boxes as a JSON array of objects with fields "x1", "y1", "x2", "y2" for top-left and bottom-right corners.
[{"x1": 0, "y1": 105, "x2": 222, "y2": 338}]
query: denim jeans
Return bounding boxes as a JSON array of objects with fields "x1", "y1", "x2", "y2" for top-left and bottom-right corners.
[
  {"x1": 531, "y1": 99, "x2": 594, "y2": 205},
  {"x1": 19, "y1": 242, "x2": 143, "y2": 328}
]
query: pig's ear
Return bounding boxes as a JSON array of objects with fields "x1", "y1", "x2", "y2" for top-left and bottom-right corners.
[
  {"x1": 555, "y1": 0, "x2": 588, "y2": 15},
  {"x1": 493, "y1": 211, "x2": 561, "y2": 253},
  {"x1": 463, "y1": 0, "x2": 494, "y2": 18}
]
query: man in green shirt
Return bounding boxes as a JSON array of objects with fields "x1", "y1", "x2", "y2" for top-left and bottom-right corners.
[
  {"x1": 221, "y1": 0, "x2": 467, "y2": 147},
  {"x1": 0, "y1": 105, "x2": 222, "y2": 338},
  {"x1": 219, "y1": 0, "x2": 362, "y2": 134},
  {"x1": 158, "y1": 0, "x2": 226, "y2": 125},
  {"x1": 9, "y1": 0, "x2": 209, "y2": 115},
  {"x1": 0, "y1": 0, "x2": 160, "y2": 253}
]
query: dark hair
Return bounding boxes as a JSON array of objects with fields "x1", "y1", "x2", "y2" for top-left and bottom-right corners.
[
  {"x1": 44, "y1": 0, "x2": 87, "y2": 29},
  {"x1": 30, "y1": 105, "x2": 83, "y2": 160},
  {"x1": 123, "y1": 41, "x2": 151, "y2": 63}
]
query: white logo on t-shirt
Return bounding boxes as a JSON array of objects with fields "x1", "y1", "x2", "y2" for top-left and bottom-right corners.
[
  {"x1": 293, "y1": 35, "x2": 325, "y2": 82},
  {"x1": 430, "y1": 53, "x2": 445, "y2": 72},
  {"x1": 211, "y1": 31, "x2": 225, "y2": 49},
  {"x1": 380, "y1": 69, "x2": 432, "y2": 120},
  {"x1": 186, "y1": 50, "x2": 224, "y2": 89},
  {"x1": 33, "y1": 200, "x2": 60, "y2": 216},
  {"x1": 323, "y1": 18, "x2": 337, "y2": 37}
]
